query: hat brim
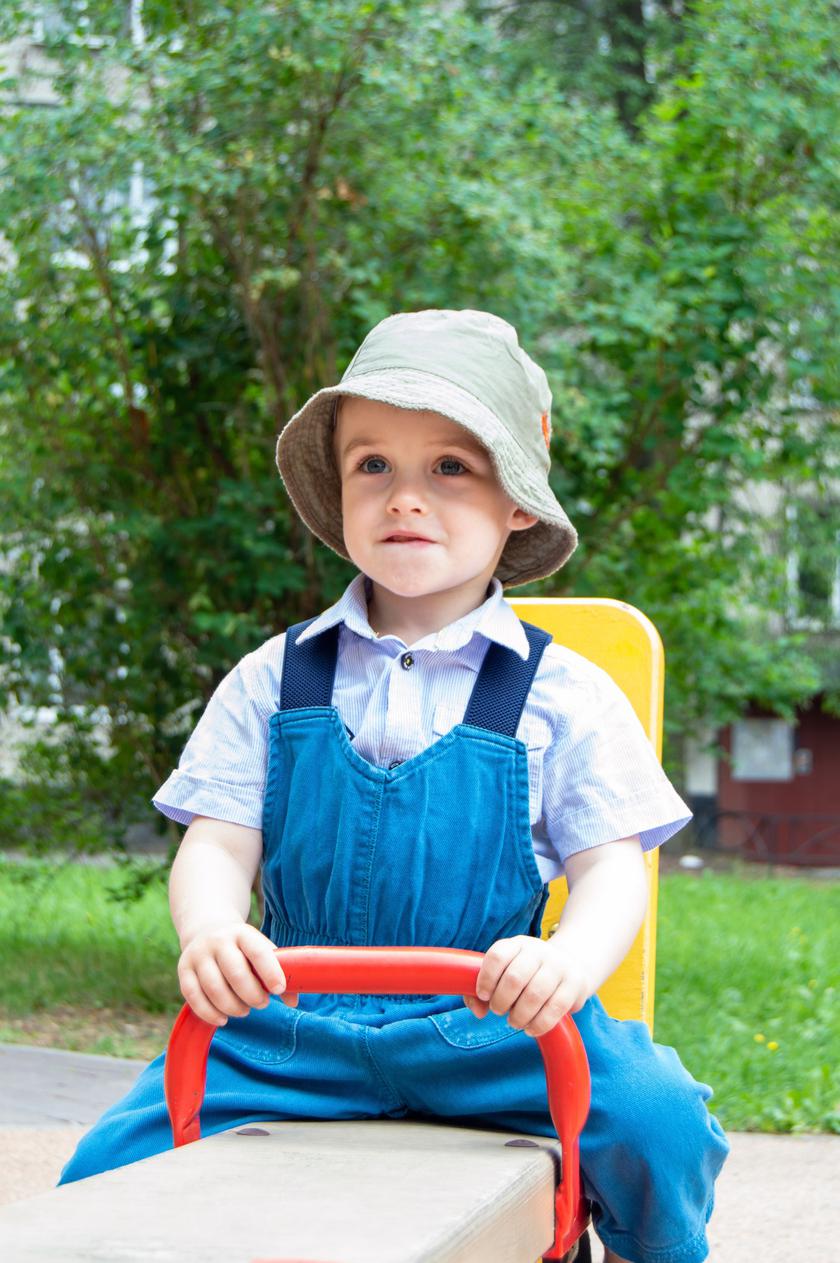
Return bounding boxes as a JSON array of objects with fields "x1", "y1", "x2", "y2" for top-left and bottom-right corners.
[{"x1": 276, "y1": 369, "x2": 577, "y2": 588}]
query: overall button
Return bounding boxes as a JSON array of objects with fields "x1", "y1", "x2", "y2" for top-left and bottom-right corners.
[
  {"x1": 400, "y1": 653, "x2": 414, "y2": 670},
  {"x1": 388, "y1": 759, "x2": 404, "y2": 769}
]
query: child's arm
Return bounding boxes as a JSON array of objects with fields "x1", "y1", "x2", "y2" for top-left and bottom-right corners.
[
  {"x1": 466, "y1": 835, "x2": 647, "y2": 1037},
  {"x1": 169, "y1": 816, "x2": 296, "y2": 1026}
]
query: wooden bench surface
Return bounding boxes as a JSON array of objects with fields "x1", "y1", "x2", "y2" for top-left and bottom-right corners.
[{"x1": 0, "y1": 1119, "x2": 560, "y2": 1262}]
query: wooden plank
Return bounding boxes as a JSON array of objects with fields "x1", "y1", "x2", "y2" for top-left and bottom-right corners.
[{"x1": 0, "y1": 1120, "x2": 559, "y2": 1263}]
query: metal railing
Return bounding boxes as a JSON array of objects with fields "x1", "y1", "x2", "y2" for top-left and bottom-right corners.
[{"x1": 691, "y1": 810, "x2": 840, "y2": 867}]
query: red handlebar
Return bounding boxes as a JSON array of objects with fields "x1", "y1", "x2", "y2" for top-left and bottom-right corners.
[{"x1": 163, "y1": 945, "x2": 590, "y2": 1258}]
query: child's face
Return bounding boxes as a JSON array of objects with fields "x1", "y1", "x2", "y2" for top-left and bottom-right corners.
[{"x1": 334, "y1": 398, "x2": 536, "y2": 608}]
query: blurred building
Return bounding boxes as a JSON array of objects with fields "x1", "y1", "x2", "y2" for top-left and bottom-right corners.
[{"x1": 685, "y1": 480, "x2": 840, "y2": 866}]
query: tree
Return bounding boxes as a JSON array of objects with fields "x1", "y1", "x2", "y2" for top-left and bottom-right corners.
[
  {"x1": 469, "y1": 0, "x2": 674, "y2": 136},
  {"x1": 0, "y1": 0, "x2": 838, "y2": 849}
]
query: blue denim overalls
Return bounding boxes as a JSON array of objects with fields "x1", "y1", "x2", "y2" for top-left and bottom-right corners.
[{"x1": 61, "y1": 619, "x2": 728, "y2": 1263}]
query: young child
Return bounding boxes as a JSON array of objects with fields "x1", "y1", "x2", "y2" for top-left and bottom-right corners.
[{"x1": 61, "y1": 309, "x2": 728, "y2": 1263}]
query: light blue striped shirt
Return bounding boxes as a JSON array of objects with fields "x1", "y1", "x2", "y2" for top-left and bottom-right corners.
[{"x1": 153, "y1": 575, "x2": 690, "y2": 881}]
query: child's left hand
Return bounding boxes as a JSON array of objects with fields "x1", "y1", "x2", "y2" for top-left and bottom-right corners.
[{"x1": 464, "y1": 935, "x2": 590, "y2": 1038}]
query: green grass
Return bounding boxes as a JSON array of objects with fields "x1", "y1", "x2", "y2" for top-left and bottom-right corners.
[
  {"x1": 656, "y1": 872, "x2": 840, "y2": 1134},
  {"x1": 0, "y1": 857, "x2": 180, "y2": 1016},
  {"x1": 1, "y1": 858, "x2": 838, "y2": 1132}
]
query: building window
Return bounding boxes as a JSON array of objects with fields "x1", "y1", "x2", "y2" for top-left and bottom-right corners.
[
  {"x1": 731, "y1": 719, "x2": 794, "y2": 782},
  {"x1": 786, "y1": 501, "x2": 840, "y2": 630}
]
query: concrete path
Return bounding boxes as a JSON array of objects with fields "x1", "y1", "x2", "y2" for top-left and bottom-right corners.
[
  {"x1": 0, "y1": 1043, "x2": 145, "y2": 1126},
  {"x1": 0, "y1": 1043, "x2": 837, "y2": 1260},
  {"x1": 0, "y1": 1044, "x2": 145, "y2": 1206}
]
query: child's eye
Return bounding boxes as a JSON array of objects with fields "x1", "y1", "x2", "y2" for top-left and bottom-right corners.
[
  {"x1": 359, "y1": 456, "x2": 389, "y2": 474},
  {"x1": 436, "y1": 457, "x2": 467, "y2": 476}
]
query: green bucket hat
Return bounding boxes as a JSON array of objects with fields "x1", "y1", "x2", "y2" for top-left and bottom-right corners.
[{"x1": 275, "y1": 309, "x2": 578, "y2": 587}]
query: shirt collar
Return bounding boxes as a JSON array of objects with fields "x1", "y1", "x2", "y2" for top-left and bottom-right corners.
[{"x1": 298, "y1": 574, "x2": 530, "y2": 660}]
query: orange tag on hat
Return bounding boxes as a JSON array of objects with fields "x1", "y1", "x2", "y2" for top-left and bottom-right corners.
[{"x1": 541, "y1": 411, "x2": 551, "y2": 451}]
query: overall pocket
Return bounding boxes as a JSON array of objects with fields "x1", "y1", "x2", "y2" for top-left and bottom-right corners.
[
  {"x1": 213, "y1": 995, "x2": 301, "y2": 1066},
  {"x1": 429, "y1": 1005, "x2": 524, "y2": 1051}
]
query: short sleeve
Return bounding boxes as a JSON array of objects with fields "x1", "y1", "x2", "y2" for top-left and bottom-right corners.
[
  {"x1": 152, "y1": 634, "x2": 286, "y2": 829},
  {"x1": 534, "y1": 645, "x2": 691, "y2": 872}
]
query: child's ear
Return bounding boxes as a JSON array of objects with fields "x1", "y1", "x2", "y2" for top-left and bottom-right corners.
[{"x1": 508, "y1": 507, "x2": 538, "y2": 532}]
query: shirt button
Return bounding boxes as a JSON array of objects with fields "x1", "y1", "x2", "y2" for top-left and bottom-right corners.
[{"x1": 400, "y1": 653, "x2": 414, "y2": 670}]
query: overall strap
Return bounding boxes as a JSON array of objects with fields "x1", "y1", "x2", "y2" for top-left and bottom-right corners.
[
  {"x1": 462, "y1": 622, "x2": 552, "y2": 738},
  {"x1": 280, "y1": 619, "x2": 341, "y2": 710}
]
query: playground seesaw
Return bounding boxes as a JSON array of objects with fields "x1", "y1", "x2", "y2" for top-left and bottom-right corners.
[
  {"x1": 0, "y1": 944, "x2": 592, "y2": 1263},
  {"x1": 0, "y1": 599, "x2": 663, "y2": 1262}
]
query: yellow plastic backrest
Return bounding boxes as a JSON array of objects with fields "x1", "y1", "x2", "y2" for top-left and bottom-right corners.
[{"x1": 509, "y1": 598, "x2": 663, "y2": 1031}]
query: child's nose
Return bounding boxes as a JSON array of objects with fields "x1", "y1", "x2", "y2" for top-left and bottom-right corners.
[{"x1": 386, "y1": 471, "x2": 429, "y2": 514}]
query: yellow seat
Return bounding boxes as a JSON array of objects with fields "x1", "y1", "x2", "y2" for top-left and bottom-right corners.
[{"x1": 510, "y1": 597, "x2": 665, "y2": 1031}]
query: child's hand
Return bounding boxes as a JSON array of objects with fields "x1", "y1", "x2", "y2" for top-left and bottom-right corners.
[
  {"x1": 177, "y1": 922, "x2": 298, "y2": 1026},
  {"x1": 464, "y1": 935, "x2": 590, "y2": 1038}
]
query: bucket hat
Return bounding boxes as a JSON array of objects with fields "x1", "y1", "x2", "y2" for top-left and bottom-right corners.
[{"x1": 275, "y1": 309, "x2": 577, "y2": 587}]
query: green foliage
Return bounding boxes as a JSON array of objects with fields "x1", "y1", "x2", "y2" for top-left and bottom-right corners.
[
  {"x1": 485, "y1": 0, "x2": 680, "y2": 136},
  {"x1": 0, "y1": 0, "x2": 838, "y2": 834}
]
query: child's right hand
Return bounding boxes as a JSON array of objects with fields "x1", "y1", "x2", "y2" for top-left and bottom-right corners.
[{"x1": 177, "y1": 922, "x2": 298, "y2": 1026}]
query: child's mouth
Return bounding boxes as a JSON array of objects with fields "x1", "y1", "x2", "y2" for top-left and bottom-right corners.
[{"x1": 382, "y1": 533, "x2": 436, "y2": 545}]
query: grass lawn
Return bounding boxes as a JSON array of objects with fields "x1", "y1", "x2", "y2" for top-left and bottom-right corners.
[
  {"x1": 1, "y1": 857, "x2": 838, "y2": 1132},
  {"x1": 0, "y1": 858, "x2": 180, "y2": 1058},
  {"x1": 655, "y1": 870, "x2": 840, "y2": 1135}
]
